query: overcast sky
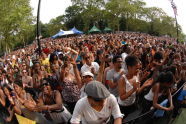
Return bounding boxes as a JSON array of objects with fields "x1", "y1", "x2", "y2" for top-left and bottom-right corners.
[{"x1": 30, "y1": 0, "x2": 186, "y2": 34}]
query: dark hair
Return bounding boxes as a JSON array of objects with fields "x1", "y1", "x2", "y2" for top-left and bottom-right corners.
[
  {"x1": 49, "y1": 53, "x2": 58, "y2": 63},
  {"x1": 63, "y1": 56, "x2": 69, "y2": 62},
  {"x1": 58, "y1": 53, "x2": 64, "y2": 61},
  {"x1": 2, "y1": 69, "x2": 6, "y2": 74},
  {"x1": 41, "y1": 77, "x2": 58, "y2": 90},
  {"x1": 125, "y1": 55, "x2": 138, "y2": 67},
  {"x1": 96, "y1": 50, "x2": 103, "y2": 55},
  {"x1": 2, "y1": 84, "x2": 13, "y2": 92},
  {"x1": 84, "y1": 53, "x2": 91, "y2": 58},
  {"x1": 154, "y1": 52, "x2": 163, "y2": 60},
  {"x1": 33, "y1": 60, "x2": 40, "y2": 65},
  {"x1": 163, "y1": 65, "x2": 177, "y2": 75},
  {"x1": 112, "y1": 55, "x2": 122, "y2": 63},
  {"x1": 121, "y1": 45, "x2": 130, "y2": 53},
  {"x1": 14, "y1": 80, "x2": 23, "y2": 88},
  {"x1": 157, "y1": 71, "x2": 174, "y2": 84},
  {"x1": 40, "y1": 78, "x2": 51, "y2": 88}
]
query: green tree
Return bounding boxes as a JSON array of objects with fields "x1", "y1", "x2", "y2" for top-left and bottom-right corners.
[
  {"x1": 46, "y1": 16, "x2": 66, "y2": 36},
  {"x1": 0, "y1": 0, "x2": 34, "y2": 53},
  {"x1": 64, "y1": 5, "x2": 84, "y2": 30},
  {"x1": 44, "y1": 0, "x2": 186, "y2": 42}
]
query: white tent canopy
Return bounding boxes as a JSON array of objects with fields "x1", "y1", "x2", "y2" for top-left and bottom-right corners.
[
  {"x1": 62, "y1": 31, "x2": 74, "y2": 36},
  {"x1": 51, "y1": 27, "x2": 83, "y2": 39}
]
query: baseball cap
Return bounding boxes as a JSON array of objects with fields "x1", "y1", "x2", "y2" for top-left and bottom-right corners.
[
  {"x1": 85, "y1": 80, "x2": 110, "y2": 100},
  {"x1": 82, "y1": 72, "x2": 94, "y2": 77}
]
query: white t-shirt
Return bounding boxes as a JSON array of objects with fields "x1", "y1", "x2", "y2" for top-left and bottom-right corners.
[
  {"x1": 80, "y1": 85, "x2": 87, "y2": 98},
  {"x1": 71, "y1": 94, "x2": 123, "y2": 124},
  {"x1": 81, "y1": 62, "x2": 99, "y2": 74}
]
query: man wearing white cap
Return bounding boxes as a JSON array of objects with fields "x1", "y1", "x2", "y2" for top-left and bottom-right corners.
[{"x1": 80, "y1": 71, "x2": 94, "y2": 98}]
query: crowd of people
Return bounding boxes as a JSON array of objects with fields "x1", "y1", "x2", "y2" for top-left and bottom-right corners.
[{"x1": 0, "y1": 31, "x2": 186, "y2": 124}]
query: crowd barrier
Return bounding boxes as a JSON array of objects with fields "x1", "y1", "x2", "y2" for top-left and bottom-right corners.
[{"x1": 123, "y1": 82, "x2": 186, "y2": 124}]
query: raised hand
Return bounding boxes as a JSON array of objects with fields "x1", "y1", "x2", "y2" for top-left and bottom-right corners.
[
  {"x1": 133, "y1": 81, "x2": 138, "y2": 91},
  {"x1": 91, "y1": 67, "x2": 95, "y2": 74},
  {"x1": 143, "y1": 78, "x2": 153, "y2": 87}
]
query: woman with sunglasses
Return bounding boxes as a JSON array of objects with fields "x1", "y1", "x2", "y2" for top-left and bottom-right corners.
[
  {"x1": 22, "y1": 70, "x2": 33, "y2": 89},
  {"x1": 60, "y1": 56, "x2": 81, "y2": 114},
  {"x1": 71, "y1": 81, "x2": 123, "y2": 124},
  {"x1": 35, "y1": 79, "x2": 71, "y2": 124}
]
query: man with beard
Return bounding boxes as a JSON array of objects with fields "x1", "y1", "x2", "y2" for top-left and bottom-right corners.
[{"x1": 106, "y1": 55, "x2": 124, "y2": 97}]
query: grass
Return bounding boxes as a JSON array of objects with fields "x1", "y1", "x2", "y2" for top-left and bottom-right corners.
[{"x1": 172, "y1": 108, "x2": 186, "y2": 124}]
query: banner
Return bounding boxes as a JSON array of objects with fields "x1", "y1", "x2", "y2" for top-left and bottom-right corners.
[
  {"x1": 168, "y1": 0, "x2": 178, "y2": 15},
  {"x1": 15, "y1": 114, "x2": 36, "y2": 124}
]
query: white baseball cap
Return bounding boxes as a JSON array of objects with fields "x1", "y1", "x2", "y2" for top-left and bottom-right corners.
[{"x1": 82, "y1": 71, "x2": 94, "y2": 77}]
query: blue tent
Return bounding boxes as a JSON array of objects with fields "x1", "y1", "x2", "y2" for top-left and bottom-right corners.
[
  {"x1": 51, "y1": 30, "x2": 65, "y2": 39},
  {"x1": 51, "y1": 27, "x2": 83, "y2": 39},
  {"x1": 70, "y1": 27, "x2": 83, "y2": 34}
]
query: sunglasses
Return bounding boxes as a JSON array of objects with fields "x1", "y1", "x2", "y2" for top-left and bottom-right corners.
[
  {"x1": 83, "y1": 75, "x2": 93, "y2": 79},
  {"x1": 85, "y1": 57, "x2": 90, "y2": 60}
]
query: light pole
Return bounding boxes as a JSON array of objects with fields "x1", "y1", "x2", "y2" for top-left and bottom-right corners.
[
  {"x1": 36, "y1": 0, "x2": 42, "y2": 55},
  {"x1": 171, "y1": 0, "x2": 179, "y2": 43},
  {"x1": 174, "y1": 9, "x2": 179, "y2": 43}
]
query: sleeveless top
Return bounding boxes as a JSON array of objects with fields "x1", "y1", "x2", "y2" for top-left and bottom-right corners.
[
  {"x1": 62, "y1": 78, "x2": 80, "y2": 103},
  {"x1": 42, "y1": 90, "x2": 71, "y2": 123},
  {"x1": 43, "y1": 91, "x2": 56, "y2": 105},
  {"x1": 118, "y1": 75, "x2": 136, "y2": 106},
  {"x1": 145, "y1": 88, "x2": 162, "y2": 101},
  {"x1": 42, "y1": 90, "x2": 64, "y2": 112}
]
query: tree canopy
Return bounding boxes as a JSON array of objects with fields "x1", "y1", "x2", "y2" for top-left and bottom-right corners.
[
  {"x1": 0, "y1": 0, "x2": 35, "y2": 54},
  {"x1": 0, "y1": 0, "x2": 185, "y2": 54}
]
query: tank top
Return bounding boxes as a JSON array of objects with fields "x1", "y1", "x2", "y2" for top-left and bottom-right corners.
[
  {"x1": 118, "y1": 75, "x2": 136, "y2": 106},
  {"x1": 43, "y1": 91, "x2": 56, "y2": 105},
  {"x1": 62, "y1": 78, "x2": 80, "y2": 103},
  {"x1": 145, "y1": 88, "x2": 162, "y2": 101}
]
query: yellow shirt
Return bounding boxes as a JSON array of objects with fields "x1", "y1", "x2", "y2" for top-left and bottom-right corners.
[
  {"x1": 41, "y1": 58, "x2": 50, "y2": 72},
  {"x1": 41, "y1": 58, "x2": 49, "y2": 66}
]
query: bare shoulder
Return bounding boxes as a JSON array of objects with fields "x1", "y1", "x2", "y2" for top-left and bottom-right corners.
[
  {"x1": 0, "y1": 88, "x2": 4, "y2": 94},
  {"x1": 54, "y1": 90, "x2": 61, "y2": 96}
]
